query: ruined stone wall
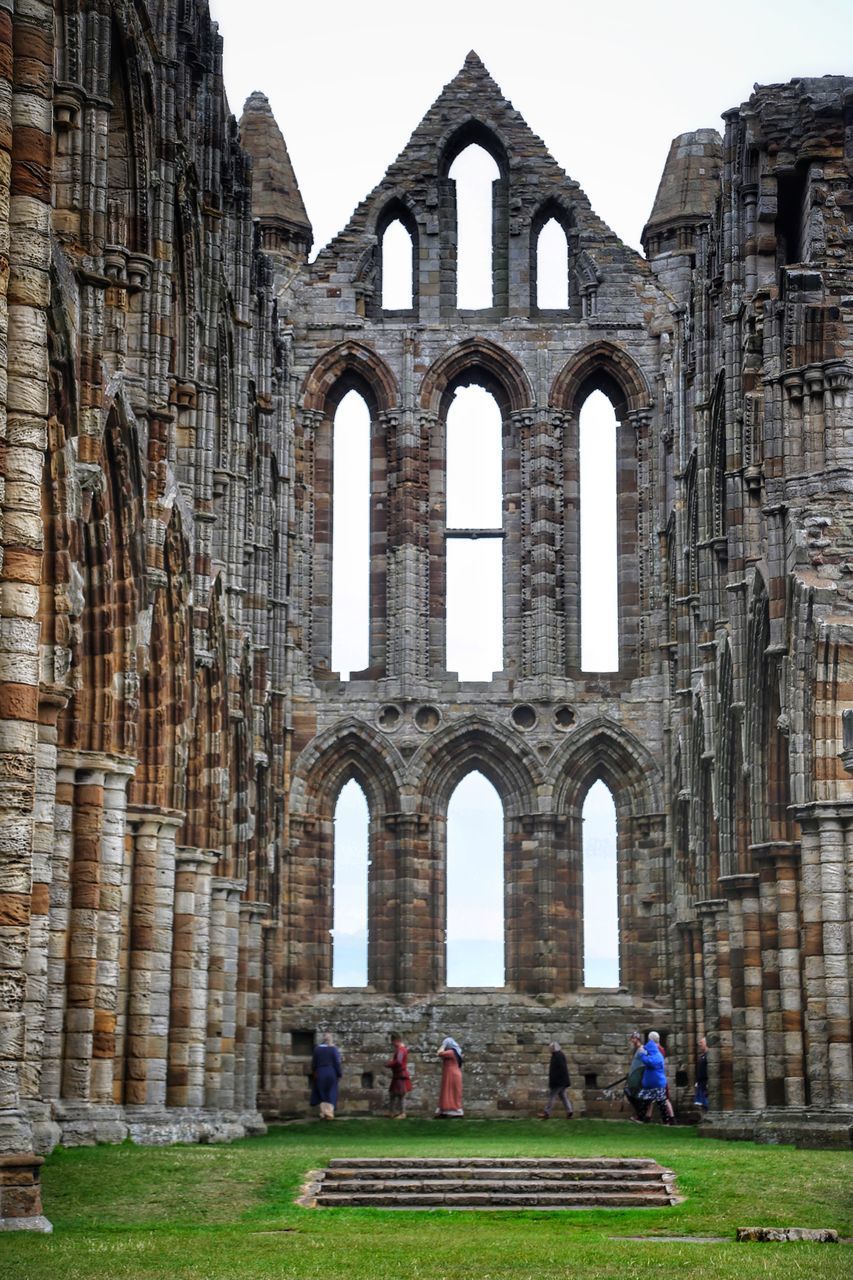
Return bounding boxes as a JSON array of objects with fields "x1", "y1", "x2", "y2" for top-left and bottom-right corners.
[
  {"x1": 1, "y1": 0, "x2": 852, "y2": 1235},
  {"x1": 0, "y1": 0, "x2": 292, "y2": 1228},
  {"x1": 648, "y1": 77, "x2": 853, "y2": 1140}
]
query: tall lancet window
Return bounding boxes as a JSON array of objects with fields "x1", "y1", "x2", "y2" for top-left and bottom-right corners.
[
  {"x1": 446, "y1": 771, "x2": 504, "y2": 987},
  {"x1": 536, "y1": 218, "x2": 570, "y2": 309},
  {"x1": 332, "y1": 780, "x2": 368, "y2": 987},
  {"x1": 446, "y1": 384, "x2": 503, "y2": 680},
  {"x1": 449, "y1": 144, "x2": 500, "y2": 309},
  {"x1": 331, "y1": 390, "x2": 370, "y2": 678},
  {"x1": 582, "y1": 781, "x2": 619, "y2": 987},
  {"x1": 381, "y1": 219, "x2": 414, "y2": 310},
  {"x1": 580, "y1": 390, "x2": 618, "y2": 671}
]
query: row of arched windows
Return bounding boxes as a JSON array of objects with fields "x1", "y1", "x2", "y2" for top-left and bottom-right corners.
[
  {"x1": 331, "y1": 774, "x2": 619, "y2": 989},
  {"x1": 379, "y1": 143, "x2": 574, "y2": 313},
  {"x1": 331, "y1": 384, "x2": 620, "y2": 680}
]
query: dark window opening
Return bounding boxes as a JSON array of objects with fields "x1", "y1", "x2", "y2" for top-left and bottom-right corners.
[{"x1": 291, "y1": 1030, "x2": 315, "y2": 1056}]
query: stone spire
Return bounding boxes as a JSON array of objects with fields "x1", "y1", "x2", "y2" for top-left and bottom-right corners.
[
  {"x1": 642, "y1": 129, "x2": 722, "y2": 257},
  {"x1": 239, "y1": 90, "x2": 312, "y2": 260}
]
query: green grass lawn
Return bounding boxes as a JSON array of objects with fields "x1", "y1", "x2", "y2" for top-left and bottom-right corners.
[{"x1": 1, "y1": 1118, "x2": 851, "y2": 1279}]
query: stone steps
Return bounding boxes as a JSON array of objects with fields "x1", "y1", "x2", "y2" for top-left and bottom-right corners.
[{"x1": 308, "y1": 1157, "x2": 678, "y2": 1210}]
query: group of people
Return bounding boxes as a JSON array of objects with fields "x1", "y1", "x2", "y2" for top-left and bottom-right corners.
[
  {"x1": 308, "y1": 1032, "x2": 464, "y2": 1120},
  {"x1": 622, "y1": 1030, "x2": 709, "y2": 1124},
  {"x1": 308, "y1": 1028, "x2": 709, "y2": 1122}
]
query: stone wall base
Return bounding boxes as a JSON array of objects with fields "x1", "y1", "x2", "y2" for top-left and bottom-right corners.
[
  {"x1": 699, "y1": 1108, "x2": 853, "y2": 1148},
  {"x1": 24, "y1": 1103, "x2": 267, "y2": 1153},
  {"x1": 267, "y1": 990, "x2": 674, "y2": 1118},
  {"x1": 0, "y1": 1154, "x2": 49, "y2": 1231}
]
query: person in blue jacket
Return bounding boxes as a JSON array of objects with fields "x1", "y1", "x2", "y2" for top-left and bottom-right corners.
[
  {"x1": 637, "y1": 1031, "x2": 675, "y2": 1124},
  {"x1": 310, "y1": 1031, "x2": 342, "y2": 1119}
]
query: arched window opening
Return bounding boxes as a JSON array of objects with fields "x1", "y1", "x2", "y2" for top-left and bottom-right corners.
[
  {"x1": 381, "y1": 218, "x2": 413, "y2": 310},
  {"x1": 446, "y1": 384, "x2": 503, "y2": 679},
  {"x1": 580, "y1": 390, "x2": 618, "y2": 671},
  {"x1": 536, "y1": 218, "x2": 569, "y2": 309},
  {"x1": 582, "y1": 780, "x2": 619, "y2": 987},
  {"x1": 446, "y1": 771, "x2": 504, "y2": 987},
  {"x1": 331, "y1": 389, "x2": 370, "y2": 679},
  {"x1": 332, "y1": 779, "x2": 369, "y2": 987},
  {"x1": 448, "y1": 145, "x2": 500, "y2": 309}
]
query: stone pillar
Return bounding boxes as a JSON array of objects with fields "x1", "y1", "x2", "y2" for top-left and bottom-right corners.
[
  {"x1": 124, "y1": 810, "x2": 181, "y2": 1119},
  {"x1": 522, "y1": 815, "x2": 564, "y2": 993},
  {"x1": 696, "y1": 900, "x2": 729, "y2": 1110},
  {"x1": 60, "y1": 765, "x2": 106, "y2": 1106},
  {"x1": 793, "y1": 805, "x2": 853, "y2": 1107},
  {"x1": 235, "y1": 900, "x2": 268, "y2": 1117},
  {"x1": 826, "y1": 816, "x2": 853, "y2": 1106},
  {"x1": 722, "y1": 873, "x2": 765, "y2": 1110},
  {"x1": 0, "y1": 0, "x2": 54, "y2": 1231},
  {"x1": 205, "y1": 877, "x2": 244, "y2": 1112},
  {"x1": 753, "y1": 846, "x2": 783, "y2": 1106},
  {"x1": 166, "y1": 849, "x2": 217, "y2": 1109},
  {"x1": 40, "y1": 763, "x2": 73, "y2": 1108},
  {"x1": 775, "y1": 846, "x2": 805, "y2": 1106},
  {"x1": 375, "y1": 811, "x2": 435, "y2": 996},
  {"x1": 92, "y1": 768, "x2": 132, "y2": 1108},
  {"x1": 20, "y1": 705, "x2": 61, "y2": 1128}
]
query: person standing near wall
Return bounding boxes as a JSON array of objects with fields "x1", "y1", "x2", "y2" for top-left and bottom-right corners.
[
  {"x1": 310, "y1": 1032, "x2": 343, "y2": 1119},
  {"x1": 435, "y1": 1037, "x2": 464, "y2": 1117},
  {"x1": 695, "y1": 1035, "x2": 709, "y2": 1110},
  {"x1": 385, "y1": 1032, "x2": 412, "y2": 1118},
  {"x1": 540, "y1": 1041, "x2": 573, "y2": 1118}
]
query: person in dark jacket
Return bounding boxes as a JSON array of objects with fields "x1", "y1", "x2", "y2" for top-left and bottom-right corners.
[
  {"x1": 540, "y1": 1040, "x2": 573, "y2": 1118},
  {"x1": 638, "y1": 1030, "x2": 674, "y2": 1124},
  {"x1": 310, "y1": 1032, "x2": 342, "y2": 1119},
  {"x1": 694, "y1": 1035, "x2": 709, "y2": 1110}
]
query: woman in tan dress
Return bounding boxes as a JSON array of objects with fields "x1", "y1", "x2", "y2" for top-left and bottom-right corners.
[{"x1": 435, "y1": 1036, "x2": 464, "y2": 1117}]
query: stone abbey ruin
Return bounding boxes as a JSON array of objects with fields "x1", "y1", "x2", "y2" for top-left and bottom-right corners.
[{"x1": 1, "y1": 0, "x2": 852, "y2": 1231}]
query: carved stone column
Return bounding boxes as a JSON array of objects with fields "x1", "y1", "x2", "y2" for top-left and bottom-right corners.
[
  {"x1": 124, "y1": 809, "x2": 182, "y2": 1118},
  {"x1": 378, "y1": 812, "x2": 431, "y2": 995},
  {"x1": 166, "y1": 849, "x2": 217, "y2": 1108},
  {"x1": 235, "y1": 900, "x2": 268, "y2": 1117},
  {"x1": 205, "y1": 877, "x2": 244, "y2": 1112},
  {"x1": 696, "y1": 899, "x2": 730, "y2": 1110},
  {"x1": 796, "y1": 804, "x2": 853, "y2": 1108},
  {"x1": 720, "y1": 873, "x2": 765, "y2": 1110}
]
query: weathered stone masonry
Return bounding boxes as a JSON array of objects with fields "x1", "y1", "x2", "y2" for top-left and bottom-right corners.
[{"x1": 0, "y1": 1, "x2": 851, "y2": 1231}]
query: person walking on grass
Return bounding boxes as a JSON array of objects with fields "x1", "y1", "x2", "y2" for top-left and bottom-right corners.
[
  {"x1": 310, "y1": 1031, "x2": 342, "y2": 1120},
  {"x1": 435, "y1": 1036, "x2": 464, "y2": 1117},
  {"x1": 540, "y1": 1040, "x2": 573, "y2": 1119},
  {"x1": 385, "y1": 1031, "x2": 412, "y2": 1118},
  {"x1": 637, "y1": 1030, "x2": 675, "y2": 1124},
  {"x1": 625, "y1": 1030, "x2": 649, "y2": 1123}
]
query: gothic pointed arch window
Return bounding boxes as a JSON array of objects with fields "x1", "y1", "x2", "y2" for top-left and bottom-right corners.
[
  {"x1": 332, "y1": 779, "x2": 369, "y2": 987},
  {"x1": 445, "y1": 384, "x2": 503, "y2": 679},
  {"x1": 552, "y1": 347, "x2": 647, "y2": 679},
  {"x1": 582, "y1": 780, "x2": 619, "y2": 987},
  {"x1": 531, "y1": 202, "x2": 574, "y2": 313},
  {"x1": 580, "y1": 390, "x2": 618, "y2": 671},
  {"x1": 440, "y1": 124, "x2": 509, "y2": 316},
  {"x1": 331, "y1": 388, "x2": 371, "y2": 679},
  {"x1": 377, "y1": 201, "x2": 417, "y2": 313},
  {"x1": 446, "y1": 771, "x2": 505, "y2": 987}
]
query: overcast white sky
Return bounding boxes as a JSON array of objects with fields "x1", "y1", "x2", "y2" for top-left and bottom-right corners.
[
  {"x1": 208, "y1": 0, "x2": 851, "y2": 990},
  {"x1": 209, "y1": 0, "x2": 851, "y2": 255}
]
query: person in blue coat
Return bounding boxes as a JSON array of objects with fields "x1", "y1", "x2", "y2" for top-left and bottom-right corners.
[
  {"x1": 310, "y1": 1032, "x2": 342, "y2": 1119},
  {"x1": 637, "y1": 1031, "x2": 675, "y2": 1124}
]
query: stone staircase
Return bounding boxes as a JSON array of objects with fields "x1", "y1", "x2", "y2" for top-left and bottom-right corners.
[{"x1": 304, "y1": 1157, "x2": 679, "y2": 1209}]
